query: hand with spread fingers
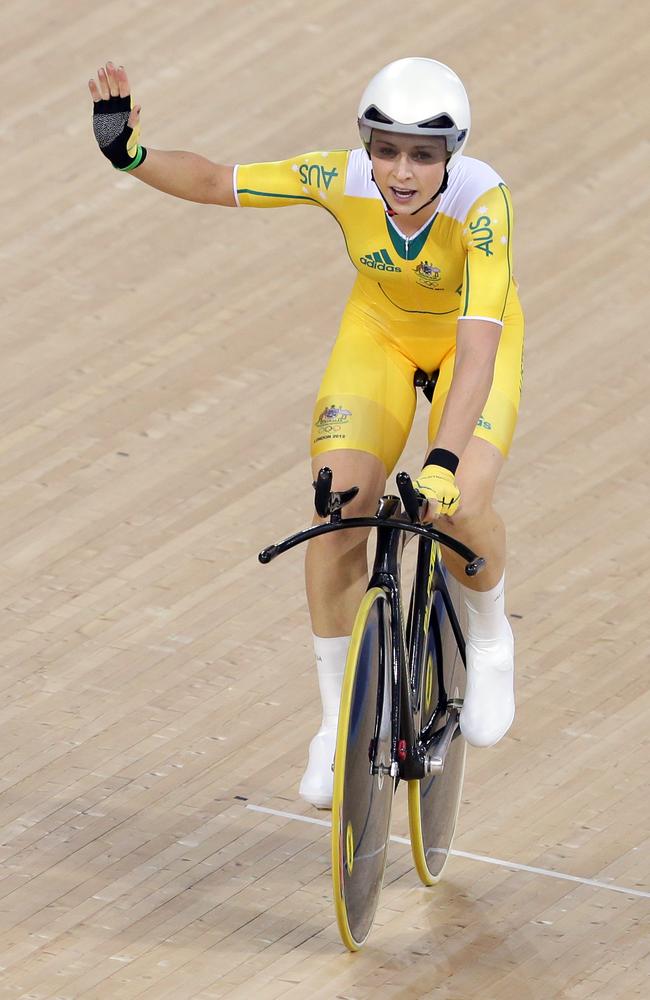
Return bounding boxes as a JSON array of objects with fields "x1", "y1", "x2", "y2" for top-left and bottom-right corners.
[
  {"x1": 88, "y1": 62, "x2": 146, "y2": 171},
  {"x1": 413, "y1": 463, "x2": 461, "y2": 519}
]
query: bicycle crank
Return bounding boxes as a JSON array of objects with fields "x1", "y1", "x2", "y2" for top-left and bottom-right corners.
[{"x1": 424, "y1": 707, "x2": 461, "y2": 774}]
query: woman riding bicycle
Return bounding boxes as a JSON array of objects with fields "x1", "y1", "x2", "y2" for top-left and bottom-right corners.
[{"x1": 90, "y1": 56, "x2": 524, "y2": 809}]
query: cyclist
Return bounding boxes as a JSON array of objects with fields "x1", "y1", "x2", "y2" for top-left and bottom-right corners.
[{"x1": 90, "y1": 57, "x2": 524, "y2": 809}]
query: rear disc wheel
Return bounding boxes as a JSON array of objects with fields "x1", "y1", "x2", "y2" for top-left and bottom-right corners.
[{"x1": 408, "y1": 571, "x2": 467, "y2": 885}]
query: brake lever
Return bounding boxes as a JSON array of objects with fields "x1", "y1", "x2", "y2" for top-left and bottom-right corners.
[
  {"x1": 397, "y1": 470, "x2": 485, "y2": 576},
  {"x1": 313, "y1": 467, "x2": 333, "y2": 518},
  {"x1": 396, "y1": 471, "x2": 426, "y2": 523},
  {"x1": 313, "y1": 467, "x2": 359, "y2": 521}
]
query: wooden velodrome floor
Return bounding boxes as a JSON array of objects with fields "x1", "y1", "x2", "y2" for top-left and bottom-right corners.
[{"x1": 1, "y1": 1, "x2": 649, "y2": 997}]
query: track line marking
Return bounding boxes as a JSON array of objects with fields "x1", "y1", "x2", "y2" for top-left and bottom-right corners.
[{"x1": 246, "y1": 804, "x2": 650, "y2": 900}]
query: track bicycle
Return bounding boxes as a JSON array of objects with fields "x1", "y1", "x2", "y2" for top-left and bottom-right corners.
[{"x1": 259, "y1": 376, "x2": 484, "y2": 951}]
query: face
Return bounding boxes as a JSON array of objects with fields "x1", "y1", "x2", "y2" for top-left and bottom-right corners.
[{"x1": 369, "y1": 131, "x2": 447, "y2": 215}]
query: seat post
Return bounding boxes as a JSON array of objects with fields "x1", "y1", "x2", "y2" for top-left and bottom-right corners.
[{"x1": 413, "y1": 368, "x2": 439, "y2": 402}]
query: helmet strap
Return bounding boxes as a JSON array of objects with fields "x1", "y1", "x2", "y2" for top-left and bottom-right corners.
[
  {"x1": 408, "y1": 164, "x2": 449, "y2": 215},
  {"x1": 370, "y1": 168, "x2": 398, "y2": 216}
]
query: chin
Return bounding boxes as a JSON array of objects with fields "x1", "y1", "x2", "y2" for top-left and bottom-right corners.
[{"x1": 389, "y1": 200, "x2": 424, "y2": 215}]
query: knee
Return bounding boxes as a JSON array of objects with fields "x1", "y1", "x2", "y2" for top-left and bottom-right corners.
[
  {"x1": 312, "y1": 456, "x2": 385, "y2": 521},
  {"x1": 445, "y1": 482, "x2": 492, "y2": 531},
  {"x1": 309, "y1": 458, "x2": 385, "y2": 557},
  {"x1": 337, "y1": 481, "x2": 381, "y2": 520},
  {"x1": 441, "y1": 439, "x2": 502, "y2": 535},
  {"x1": 309, "y1": 484, "x2": 377, "y2": 559}
]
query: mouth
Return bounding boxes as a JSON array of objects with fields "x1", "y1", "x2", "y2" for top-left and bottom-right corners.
[{"x1": 389, "y1": 186, "x2": 418, "y2": 204}]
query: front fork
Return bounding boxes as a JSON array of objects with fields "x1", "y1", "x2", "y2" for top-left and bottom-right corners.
[{"x1": 368, "y1": 577, "x2": 428, "y2": 782}]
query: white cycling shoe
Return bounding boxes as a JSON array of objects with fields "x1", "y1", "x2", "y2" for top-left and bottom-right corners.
[
  {"x1": 299, "y1": 724, "x2": 336, "y2": 810},
  {"x1": 460, "y1": 620, "x2": 515, "y2": 748}
]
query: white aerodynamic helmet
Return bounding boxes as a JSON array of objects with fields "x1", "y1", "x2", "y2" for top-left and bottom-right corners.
[{"x1": 358, "y1": 57, "x2": 471, "y2": 169}]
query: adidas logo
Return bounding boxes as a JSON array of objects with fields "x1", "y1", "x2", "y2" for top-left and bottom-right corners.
[{"x1": 359, "y1": 248, "x2": 401, "y2": 272}]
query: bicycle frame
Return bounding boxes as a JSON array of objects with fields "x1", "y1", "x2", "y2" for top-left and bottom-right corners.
[
  {"x1": 259, "y1": 475, "x2": 482, "y2": 784},
  {"x1": 363, "y1": 512, "x2": 466, "y2": 782}
]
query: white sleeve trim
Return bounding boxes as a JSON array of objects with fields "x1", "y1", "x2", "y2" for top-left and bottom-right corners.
[
  {"x1": 344, "y1": 147, "x2": 381, "y2": 200},
  {"x1": 232, "y1": 164, "x2": 240, "y2": 207},
  {"x1": 458, "y1": 315, "x2": 504, "y2": 328}
]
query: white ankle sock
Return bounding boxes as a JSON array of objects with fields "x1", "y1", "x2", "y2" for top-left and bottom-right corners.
[
  {"x1": 460, "y1": 573, "x2": 509, "y2": 643},
  {"x1": 313, "y1": 634, "x2": 351, "y2": 728}
]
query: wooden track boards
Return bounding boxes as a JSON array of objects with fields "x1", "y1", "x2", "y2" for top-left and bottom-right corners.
[{"x1": 1, "y1": 1, "x2": 648, "y2": 996}]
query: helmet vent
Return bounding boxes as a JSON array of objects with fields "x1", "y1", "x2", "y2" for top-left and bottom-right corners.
[
  {"x1": 362, "y1": 106, "x2": 394, "y2": 125},
  {"x1": 418, "y1": 114, "x2": 455, "y2": 129}
]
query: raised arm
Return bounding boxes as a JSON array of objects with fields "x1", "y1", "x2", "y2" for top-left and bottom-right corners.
[{"x1": 89, "y1": 62, "x2": 236, "y2": 206}]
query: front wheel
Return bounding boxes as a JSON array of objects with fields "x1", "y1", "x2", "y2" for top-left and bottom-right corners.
[{"x1": 331, "y1": 586, "x2": 395, "y2": 951}]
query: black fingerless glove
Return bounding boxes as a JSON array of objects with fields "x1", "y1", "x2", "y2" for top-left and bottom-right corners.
[{"x1": 92, "y1": 94, "x2": 147, "y2": 171}]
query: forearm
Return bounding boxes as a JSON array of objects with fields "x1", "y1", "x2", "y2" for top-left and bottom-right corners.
[
  {"x1": 131, "y1": 148, "x2": 235, "y2": 205},
  {"x1": 431, "y1": 357, "x2": 495, "y2": 458}
]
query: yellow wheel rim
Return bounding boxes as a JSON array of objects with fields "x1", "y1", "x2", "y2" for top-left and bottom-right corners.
[
  {"x1": 345, "y1": 821, "x2": 355, "y2": 875},
  {"x1": 407, "y1": 779, "x2": 437, "y2": 886},
  {"x1": 424, "y1": 654, "x2": 433, "y2": 714}
]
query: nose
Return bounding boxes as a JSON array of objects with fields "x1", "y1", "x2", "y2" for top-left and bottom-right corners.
[{"x1": 393, "y1": 153, "x2": 413, "y2": 182}]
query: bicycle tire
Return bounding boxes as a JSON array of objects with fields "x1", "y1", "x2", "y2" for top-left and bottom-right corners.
[
  {"x1": 331, "y1": 586, "x2": 395, "y2": 950},
  {"x1": 408, "y1": 568, "x2": 467, "y2": 885}
]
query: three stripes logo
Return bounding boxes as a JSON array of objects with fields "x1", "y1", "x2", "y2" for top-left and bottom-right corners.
[{"x1": 359, "y1": 248, "x2": 401, "y2": 272}]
